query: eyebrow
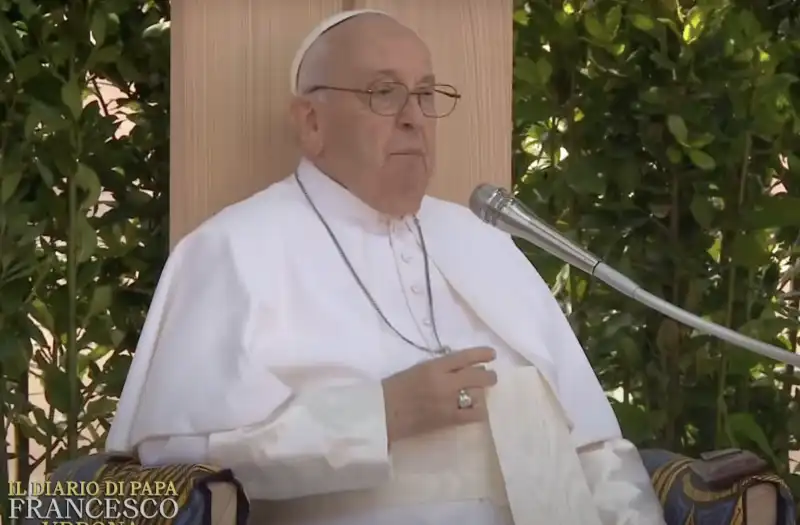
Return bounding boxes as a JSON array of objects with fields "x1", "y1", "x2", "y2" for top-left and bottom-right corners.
[{"x1": 369, "y1": 69, "x2": 437, "y2": 85}]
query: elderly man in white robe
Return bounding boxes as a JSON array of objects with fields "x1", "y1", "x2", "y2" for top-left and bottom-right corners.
[{"x1": 107, "y1": 9, "x2": 667, "y2": 525}]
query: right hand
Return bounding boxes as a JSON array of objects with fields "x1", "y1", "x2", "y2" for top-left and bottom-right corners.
[{"x1": 382, "y1": 347, "x2": 498, "y2": 443}]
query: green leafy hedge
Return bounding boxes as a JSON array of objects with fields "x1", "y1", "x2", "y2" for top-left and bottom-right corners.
[
  {"x1": 513, "y1": 0, "x2": 800, "y2": 505},
  {"x1": 0, "y1": 1, "x2": 169, "y2": 517}
]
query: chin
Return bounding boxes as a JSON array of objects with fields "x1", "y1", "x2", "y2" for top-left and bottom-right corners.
[{"x1": 382, "y1": 191, "x2": 425, "y2": 217}]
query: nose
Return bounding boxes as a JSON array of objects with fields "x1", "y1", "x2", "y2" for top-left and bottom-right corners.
[{"x1": 396, "y1": 93, "x2": 426, "y2": 128}]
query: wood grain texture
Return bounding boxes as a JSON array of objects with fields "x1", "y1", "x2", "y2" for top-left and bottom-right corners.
[
  {"x1": 170, "y1": 0, "x2": 343, "y2": 246},
  {"x1": 170, "y1": 0, "x2": 512, "y2": 246}
]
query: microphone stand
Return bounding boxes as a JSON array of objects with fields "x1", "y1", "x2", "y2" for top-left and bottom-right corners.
[{"x1": 473, "y1": 186, "x2": 800, "y2": 368}]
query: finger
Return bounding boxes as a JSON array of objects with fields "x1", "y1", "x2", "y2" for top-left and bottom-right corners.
[
  {"x1": 436, "y1": 347, "x2": 496, "y2": 371},
  {"x1": 453, "y1": 366, "x2": 497, "y2": 388}
]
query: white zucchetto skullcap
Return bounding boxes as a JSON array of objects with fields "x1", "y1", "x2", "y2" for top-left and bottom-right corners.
[{"x1": 290, "y1": 9, "x2": 391, "y2": 95}]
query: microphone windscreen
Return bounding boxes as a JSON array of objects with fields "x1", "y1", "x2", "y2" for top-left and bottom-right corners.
[{"x1": 469, "y1": 183, "x2": 506, "y2": 223}]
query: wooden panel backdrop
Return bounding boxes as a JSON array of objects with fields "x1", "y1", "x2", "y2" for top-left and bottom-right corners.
[{"x1": 169, "y1": 0, "x2": 513, "y2": 245}]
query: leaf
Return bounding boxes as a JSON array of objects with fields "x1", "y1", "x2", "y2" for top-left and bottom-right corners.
[
  {"x1": 689, "y1": 194, "x2": 715, "y2": 228},
  {"x1": 630, "y1": 14, "x2": 655, "y2": 32},
  {"x1": 42, "y1": 365, "x2": 73, "y2": 414},
  {"x1": 32, "y1": 406, "x2": 60, "y2": 438},
  {"x1": 75, "y1": 215, "x2": 99, "y2": 263},
  {"x1": 666, "y1": 115, "x2": 688, "y2": 144},
  {"x1": 61, "y1": 77, "x2": 83, "y2": 120},
  {"x1": 535, "y1": 58, "x2": 553, "y2": 85},
  {"x1": 728, "y1": 413, "x2": 779, "y2": 466},
  {"x1": 0, "y1": 336, "x2": 30, "y2": 378},
  {"x1": 13, "y1": 415, "x2": 51, "y2": 447},
  {"x1": 666, "y1": 146, "x2": 682, "y2": 164},
  {"x1": 730, "y1": 233, "x2": 769, "y2": 268},
  {"x1": 100, "y1": 353, "x2": 133, "y2": 398},
  {"x1": 75, "y1": 163, "x2": 102, "y2": 209},
  {"x1": 78, "y1": 344, "x2": 112, "y2": 375},
  {"x1": 687, "y1": 149, "x2": 716, "y2": 170},
  {"x1": 14, "y1": 53, "x2": 41, "y2": 83},
  {"x1": 16, "y1": 0, "x2": 38, "y2": 20},
  {"x1": 584, "y1": 13, "x2": 607, "y2": 41},
  {"x1": 142, "y1": 20, "x2": 170, "y2": 39},
  {"x1": 29, "y1": 299, "x2": 56, "y2": 334},
  {"x1": 35, "y1": 158, "x2": 55, "y2": 186},
  {"x1": 610, "y1": 400, "x2": 651, "y2": 443},
  {"x1": 514, "y1": 57, "x2": 541, "y2": 86},
  {"x1": 689, "y1": 133, "x2": 714, "y2": 148},
  {"x1": 605, "y1": 6, "x2": 622, "y2": 36},
  {"x1": 82, "y1": 398, "x2": 117, "y2": 421},
  {"x1": 682, "y1": 6, "x2": 706, "y2": 43},
  {"x1": 1, "y1": 169, "x2": 22, "y2": 203},
  {"x1": 86, "y1": 285, "x2": 113, "y2": 321},
  {"x1": 89, "y1": 46, "x2": 121, "y2": 65},
  {"x1": 91, "y1": 11, "x2": 108, "y2": 46}
]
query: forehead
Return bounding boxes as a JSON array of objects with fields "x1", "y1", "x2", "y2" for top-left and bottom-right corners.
[{"x1": 335, "y1": 17, "x2": 434, "y2": 82}]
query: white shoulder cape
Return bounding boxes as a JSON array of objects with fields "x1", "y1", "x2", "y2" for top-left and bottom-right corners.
[{"x1": 106, "y1": 174, "x2": 620, "y2": 452}]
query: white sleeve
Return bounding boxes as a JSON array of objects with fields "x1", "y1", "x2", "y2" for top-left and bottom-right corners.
[
  {"x1": 138, "y1": 381, "x2": 391, "y2": 500},
  {"x1": 578, "y1": 439, "x2": 667, "y2": 525}
]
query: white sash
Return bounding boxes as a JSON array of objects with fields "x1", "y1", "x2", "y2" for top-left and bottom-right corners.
[{"x1": 487, "y1": 366, "x2": 602, "y2": 524}]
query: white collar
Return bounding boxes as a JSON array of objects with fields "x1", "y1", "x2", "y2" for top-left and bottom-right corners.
[{"x1": 295, "y1": 157, "x2": 417, "y2": 235}]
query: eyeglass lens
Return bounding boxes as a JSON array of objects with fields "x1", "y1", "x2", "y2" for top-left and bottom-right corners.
[{"x1": 369, "y1": 82, "x2": 458, "y2": 117}]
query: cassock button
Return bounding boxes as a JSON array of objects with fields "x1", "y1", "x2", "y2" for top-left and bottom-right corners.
[
  {"x1": 411, "y1": 285, "x2": 423, "y2": 294},
  {"x1": 401, "y1": 253, "x2": 412, "y2": 263},
  {"x1": 422, "y1": 318, "x2": 432, "y2": 326}
]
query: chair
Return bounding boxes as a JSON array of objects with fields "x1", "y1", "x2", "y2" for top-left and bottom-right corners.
[
  {"x1": 639, "y1": 448, "x2": 795, "y2": 525},
  {"x1": 34, "y1": 448, "x2": 794, "y2": 525}
]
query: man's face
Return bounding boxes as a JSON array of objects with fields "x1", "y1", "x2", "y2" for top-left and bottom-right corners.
[{"x1": 310, "y1": 17, "x2": 440, "y2": 216}]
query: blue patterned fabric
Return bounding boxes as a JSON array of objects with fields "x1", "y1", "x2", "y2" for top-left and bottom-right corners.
[
  {"x1": 20, "y1": 454, "x2": 249, "y2": 525},
  {"x1": 640, "y1": 449, "x2": 796, "y2": 525}
]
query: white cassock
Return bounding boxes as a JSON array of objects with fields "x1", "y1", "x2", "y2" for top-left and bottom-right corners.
[{"x1": 106, "y1": 158, "x2": 666, "y2": 525}]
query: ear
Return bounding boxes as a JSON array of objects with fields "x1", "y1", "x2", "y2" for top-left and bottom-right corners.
[{"x1": 289, "y1": 96, "x2": 324, "y2": 157}]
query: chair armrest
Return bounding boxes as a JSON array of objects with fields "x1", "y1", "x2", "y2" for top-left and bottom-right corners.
[
  {"x1": 639, "y1": 448, "x2": 795, "y2": 525},
  {"x1": 39, "y1": 454, "x2": 249, "y2": 525},
  {"x1": 207, "y1": 480, "x2": 243, "y2": 525}
]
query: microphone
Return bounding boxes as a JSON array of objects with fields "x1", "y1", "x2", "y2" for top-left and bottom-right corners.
[{"x1": 469, "y1": 184, "x2": 800, "y2": 368}]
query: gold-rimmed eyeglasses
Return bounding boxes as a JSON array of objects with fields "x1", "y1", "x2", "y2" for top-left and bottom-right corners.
[{"x1": 305, "y1": 81, "x2": 461, "y2": 118}]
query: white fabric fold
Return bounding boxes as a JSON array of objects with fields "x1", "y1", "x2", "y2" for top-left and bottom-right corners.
[
  {"x1": 486, "y1": 366, "x2": 603, "y2": 524},
  {"x1": 578, "y1": 439, "x2": 667, "y2": 525},
  {"x1": 207, "y1": 382, "x2": 391, "y2": 500},
  {"x1": 418, "y1": 196, "x2": 622, "y2": 448},
  {"x1": 139, "y1": 382, "x2": 392, "y2": 501},
  {"x1": 106, "y1": 224, "x2": 296, "y2": 450}
]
